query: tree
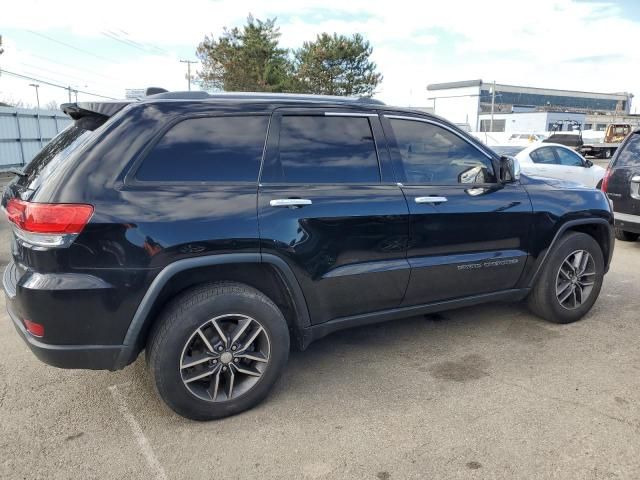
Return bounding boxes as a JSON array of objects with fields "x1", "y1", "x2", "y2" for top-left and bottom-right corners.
[
  {"x1": 45, "y1": 100, "x2": 59, "y2": 110},
  {"x1": 293, "y1": 33, "x2": 382, "y2": 97},
  {"x1": 196, "y1": 15, "x2": 293, "y2": 92}
]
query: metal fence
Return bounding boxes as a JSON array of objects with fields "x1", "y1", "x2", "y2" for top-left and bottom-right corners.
[{"x1": 0, "y1": 106, "x2": 71, "y2": 169}]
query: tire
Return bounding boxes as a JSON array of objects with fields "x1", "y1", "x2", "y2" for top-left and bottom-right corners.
[
  {"x1": 147, "y1": 282, "x2": 290, "y2": 421},
  {"x1": 614, "y1": 228, "x2": 639, "y2": 242},
  {"x1": 527, "y1": 232, "x2": 604, "y2": 324}
]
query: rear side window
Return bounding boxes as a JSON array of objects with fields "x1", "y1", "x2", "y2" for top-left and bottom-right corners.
[
  {"x1": 616, "y1": 134, "x2": 640, "y2": 167},
  {"x1": 277, "y1": 116, "x2": 380, "y2": 183},
  {"x1": 530, "y1": 147, "x2": 557, "y2": 165},
  {"x1": 136, "y1": 116, "x2": 268, "y2": 182}
]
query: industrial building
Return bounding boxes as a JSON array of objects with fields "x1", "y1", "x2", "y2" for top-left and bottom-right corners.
[{"x1": 427, "y1": 79, "x2": 635, "y2": 132}]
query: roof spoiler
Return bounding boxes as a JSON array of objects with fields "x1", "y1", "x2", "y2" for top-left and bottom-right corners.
[{"x1": 61, "y1": 101, "x2": 131, "y2": 120}]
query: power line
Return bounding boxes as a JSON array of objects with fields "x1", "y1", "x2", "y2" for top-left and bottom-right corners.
[
  {"x1": 29, "y1": 52, "x2": 123, "y2": 83},
  {"x1": 116, "y1": 29, "x2": 170, "y2": 56},
  {"x1": 0, "y1": 68, "x2": 117, "y2": 100},
  {"x1": 25, "y1": 30, "x2": 117, "y2": 63},
  {"x1": 101, "y1": 30, "x2": 154, "y2": 54}
]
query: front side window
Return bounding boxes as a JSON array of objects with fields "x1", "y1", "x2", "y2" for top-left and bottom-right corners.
[
  {"x1": 530, "y1": 147, "x2": 557, "y2": 165},
  {"x1": 277, "y1": 116, "x2": 380, "y2": 183},
  {"x1": 554, "y1": 147, "x2": 584, "y2": 167},
  {"x1": 136, "y1": 116, "x2": 268, "y2": 182},
  {"x1": 389, "y1": 119, "x2": 496, "y2": 184}
]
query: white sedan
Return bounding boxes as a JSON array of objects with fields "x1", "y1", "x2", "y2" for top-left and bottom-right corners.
[{"x1": 492, "y1": 143, "x2": 606, "y2": 188}]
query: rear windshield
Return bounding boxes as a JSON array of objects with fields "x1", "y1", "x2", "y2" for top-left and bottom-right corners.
[
  {"x1": 615, "y1": 133, "x2": 640, "y2": 168},
  {"x1": 18, "y1": 115, "x2": 106, "y2": 190}
]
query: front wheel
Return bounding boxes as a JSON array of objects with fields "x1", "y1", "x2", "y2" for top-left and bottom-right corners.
[
  {"x1": 147, "y1": 282, "x2": 290, "y2": 420},
  {"x1": 527, "y1": 232, "x2": 604, "y2": 324}
]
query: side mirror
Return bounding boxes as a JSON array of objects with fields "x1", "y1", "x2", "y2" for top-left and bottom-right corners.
[
  {"x1": 584, "y1": 159, "x2": 593, "y2": 168},
  {"x1": 499, "y1": 156, "x2": 521, "y2": 183}
]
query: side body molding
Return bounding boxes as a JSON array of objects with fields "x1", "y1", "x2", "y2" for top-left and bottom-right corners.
[{"x1": 114, "y1": 252, "x2": 311, "y2": 369}]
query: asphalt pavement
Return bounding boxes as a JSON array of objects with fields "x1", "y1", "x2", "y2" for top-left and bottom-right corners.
[{"x1": 0, "y1": 201, "x2": 639, "y2": 479}]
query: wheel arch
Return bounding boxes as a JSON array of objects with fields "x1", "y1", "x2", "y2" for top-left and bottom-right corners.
[
  {"x1": 114, "y1": 253, "x2": 310, "y2": 369},
  {"x1": 526, "y1": 218, "x2": 614, "y2": 288}
]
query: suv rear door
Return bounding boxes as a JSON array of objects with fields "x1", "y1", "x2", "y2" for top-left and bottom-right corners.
[
  {"x1": 381, "y1": 113, "x2": 532, "y2": 306},
  {"x1": 258, "y1": 108, "x2": 410, "y2": 325},
  {"x1": 607, "y1": 131, "x2": 640, "y2": 218}
]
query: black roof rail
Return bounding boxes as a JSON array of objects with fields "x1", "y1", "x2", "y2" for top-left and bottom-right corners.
[
  {"x1": 145, "y1": 87, "x2": 168, "y2": 96},
  {"x1": 146, "y1": 91, "x2": 211, "y2": 99},
  {"x1": 356, "y1": 96, "x2": 385, "y2": 105},
  {"x1": 140, "y1": 90, "x2": 386, "y2": 105}
]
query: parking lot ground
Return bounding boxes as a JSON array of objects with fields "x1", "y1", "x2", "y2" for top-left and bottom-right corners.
[{"x1": 1, "y1": 222, "x2": 639, "y2": 480}]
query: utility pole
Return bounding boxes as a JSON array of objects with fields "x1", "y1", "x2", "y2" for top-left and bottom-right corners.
[
  {"x1": 67, "y1": 86, "x2": 72, "y2": 102},
  {"x1": 29, "y1": 83, "x2": 43, "y2": 147},
  {"x1": 489, "y1": 80, "x2": 496, "y2": 132},
  {"x1": 180, "y1": 59, "x2": 197, "y2": 91}
]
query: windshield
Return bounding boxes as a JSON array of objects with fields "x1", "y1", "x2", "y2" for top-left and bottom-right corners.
[{"x1": 491, "y1": 146, "x2": 526, "y2": 156}]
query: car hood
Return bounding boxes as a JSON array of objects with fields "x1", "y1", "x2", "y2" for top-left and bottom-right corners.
[{"x1": 520, "y1": 173, "x2": 588, "y2": 190}]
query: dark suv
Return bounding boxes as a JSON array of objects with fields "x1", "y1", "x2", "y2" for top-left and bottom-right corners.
[
  {"x1": 602, "y1": 128, "x2": 640, "y2": 241},
  {"x1": 2, "y1": 92, "x2": 614, "y2": 420}
]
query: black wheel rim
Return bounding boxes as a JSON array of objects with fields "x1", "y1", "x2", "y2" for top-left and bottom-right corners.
[
  {"x1": 180, "y1": 314, "x2": 270, "y2": 402},
  {"x1": 555, "y1": 249, "x2": 596, "y2": 310}
]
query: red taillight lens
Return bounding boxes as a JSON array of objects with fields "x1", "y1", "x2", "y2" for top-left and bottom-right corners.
[
  {"x1": 24, "y1": 319, "x2": 45, "y2": 337},
  {"x1": 6, "y1": 199, "x2": 93, "y2": 234},
  {"x1": 601, "y1": 168, "x2": 612, "y2": 193}
]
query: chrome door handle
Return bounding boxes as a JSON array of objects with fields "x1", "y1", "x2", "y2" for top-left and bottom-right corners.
[
  {"x1": 269, "y1": 198, "x2": 313, "y2": 208},
  {"x1": 415, "y1": 196, "x2": 448, "y2": 204}
]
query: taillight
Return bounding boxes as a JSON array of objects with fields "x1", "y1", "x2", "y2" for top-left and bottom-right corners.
[
  {"x1": 5, "y1": 199, "x2": 93, "y2": 248},
  {"x1": 601, "y1": 168, "x2": 612, "y2": 193},
  {"x1": 23, "y1": 319, "x2": 45, "y2": 337}
]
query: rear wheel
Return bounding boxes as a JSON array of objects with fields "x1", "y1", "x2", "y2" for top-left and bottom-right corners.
[
  {"x1": 527, "y1": 232, "x2": 604, "y2": 324},
  {"x1": 147, "y1": 282, "x2": 290, "y2": 421},
  {"x1": 615, "y1": 228, "x2": 639, "y2": 242}
]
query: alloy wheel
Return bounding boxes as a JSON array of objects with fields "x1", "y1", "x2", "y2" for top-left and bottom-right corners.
[
  {"x1": 555, "y1": 249, "x2": 596, "y2": 310},
  {"x1": 180, "y1": 314, "x2": 270, "y2": 402}
]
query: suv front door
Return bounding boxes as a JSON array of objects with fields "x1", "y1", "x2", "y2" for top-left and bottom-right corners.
[
  {"x1": 258, "y1": 109, "x2": 410, "y2": 325},
  {"x1": 381, "y1": 113, "x2": 532, "y2": 306}
]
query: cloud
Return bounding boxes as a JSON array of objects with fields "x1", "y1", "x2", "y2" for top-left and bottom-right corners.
[{"x1": 1, "y1": 0, "x2": 639, "y2": 110}]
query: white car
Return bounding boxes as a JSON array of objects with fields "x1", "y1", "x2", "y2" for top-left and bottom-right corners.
[{"x1": 492, "y1": 143, "x2": 606, "y2": 188}]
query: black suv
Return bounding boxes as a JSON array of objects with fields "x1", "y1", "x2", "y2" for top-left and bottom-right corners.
[
  {"x1": 602, "y1": 128, "x2": 640, "y2": 241},
  {"x1": 2, "y1": 92, "x2": 614, "y2": 420}
]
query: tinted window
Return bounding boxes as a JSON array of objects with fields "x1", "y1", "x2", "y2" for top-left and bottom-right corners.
[
  {"x1": 616, "y1": 134, "x2": 640, "y2": 167},
  {"x1": 136, "y1": 116, "x2": 268, "y2": 182},
  {"x1": 530, "y1": 147, "x2": 557, "y2": 165},
  {"x1": 277, "y1": 116, "x2": 379, "y2": 183},
  {"x1": 554, "y1": 147, "x2": 584, "y2": 167},
  {"x1": 390, "y1": 119, "x2": 496, "y2": 184}
]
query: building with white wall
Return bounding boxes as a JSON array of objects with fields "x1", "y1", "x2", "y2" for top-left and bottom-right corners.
[{"x1": 427, "y1": 79, "x2": 633, "y2": 132}]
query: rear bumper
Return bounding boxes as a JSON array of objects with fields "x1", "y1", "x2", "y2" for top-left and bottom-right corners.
[
  {"x1": 6, "y1": 299, "x2": 123, "y2": 369},
  {"x1": 3, "y1": 261, "x2": 125, "y2": 370},
  {"x1": 614, "y1": 211, "x2": 640, "y2": 234}
]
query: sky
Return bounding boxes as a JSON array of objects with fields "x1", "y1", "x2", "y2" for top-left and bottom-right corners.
[{"x1": 1, "y1": 0, "x2": 640, "y2": 111}]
